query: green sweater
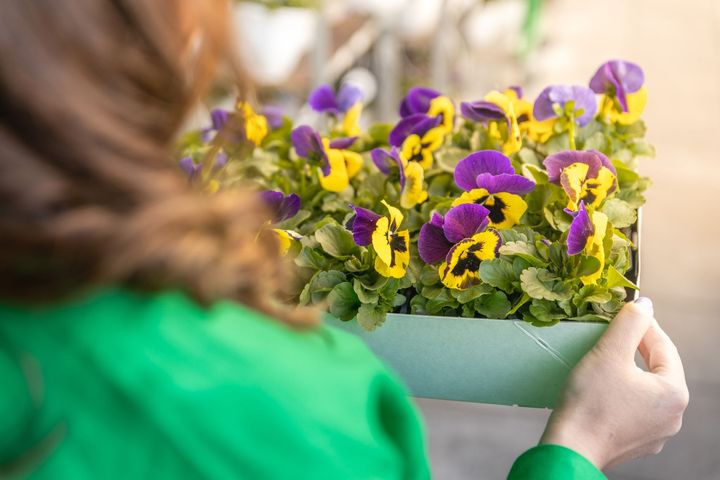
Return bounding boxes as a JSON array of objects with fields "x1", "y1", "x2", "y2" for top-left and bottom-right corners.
[{"x1": 0, "y1": 289, "x2": 605, "y2": 479}]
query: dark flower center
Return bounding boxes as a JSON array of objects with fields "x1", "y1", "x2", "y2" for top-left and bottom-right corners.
[
  {"x1": 450, "y1": 242, "x2": 484, "y2": 276},
  {"x1": 475, "y1": 194, "x2": 506, "y2": 224},
  {"x1": 388, "y1": 233, "x2": 407, "y2": 267}
]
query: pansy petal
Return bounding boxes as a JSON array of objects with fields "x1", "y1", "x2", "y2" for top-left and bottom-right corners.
[
  {"x1": 329, "y1": 137, "x2": 358, "y2": 150},
  {"x1": 318, "y1": 149, "x2": 349, "y2": 192},
  {"x1": 442, "y1": 203, "x2": 491, "y2": 243},
  {"x1": 543, "y1": 150, "x2": 606, "y2": 183},
  {"x1": 400, "y1": 86, "x2": 441, "y2": 117},
  {"x1": 210, "y1": 108, "x2": 230, "y2": 131},
  {"x1": 374, "y1": 230, "x2": 409, "y2": 279},
  {"x1": 179, "y1": 156, "x2": 200, "y2": 179},
  {"x1": 560, "y1": 162, "x2": 590, "y2": 210},
  {"x1": 430, "y1": 212, "x2": 444, "y2": 228},
  {"x1": 381, "y1": 200, "x2": 404, "y2": 229},
  {"x1": 336, "y1": 83, "x2": 364, "y2": 112},
  {"x1": 308, "y1": 84, "x2": 338, "y2": 113},
  {"x1": 418, "y1": 222, "x2": 453, "y2": 264},
  {"x1": 428, "y1": 96, "x2": 455, "y2": 132},
  {"x1": 291, "y1": 125, "x2": 329, "y2": 174},
  {"x1": 566, "y1": 201, "x2": 593, "y2": 255},
  {"x1": 475, "y1": 173, "x2": 535, "y2": 195},
  {"x1": 400, "y1": 161, "x2": 428, "y2": 209},
  {"x1": 348, "y1": 205, "x2": 382, "y2": 246},
  {"x1": 389, "y1": 114, "x2": 430, "y2": 147},
  {"x1": 261, "y1": 106, "x2": 285, "y2": 130},
  {"x1": 454, "y1": 150, "x2": 515, "y2": 191},
  {"x1": 485, "y1": 192, "x2": 528, "y2": 229},
  {"x1": 460, "y1": 101, "x2": 507, "y2": 123},
  {"x1": 439, "y1": 231, "x2": 500, "y2": 290}
]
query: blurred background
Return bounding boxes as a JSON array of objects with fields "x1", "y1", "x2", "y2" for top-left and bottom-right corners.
[{"x1": 223, "y1": 0, "x2": 719, "y2": 478}]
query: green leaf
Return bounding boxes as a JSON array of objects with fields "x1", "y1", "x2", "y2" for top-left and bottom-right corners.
[
  {"x1": 606, "y1": 265, "x2": 639, "y2": 290},
  {"x1": 521, "y1": 164, "x2": 549, "y2": 185},
  {"x1": 474, "y1": 291, "x2": 511, "y2": 319},
  {"x1": 419, "y1": 264, "x2": 440, "y2": 286},
  {"x1": 520, "y1": 267, "x2": 574, "y2": 301},
  {"x1": 353, "y1": 278, "x2": 380, "y2": 303},
  {"x1": 295, "y1": 246, "x2": 330, "y2": 270},
  {"x1": 601, "y1": 198, "x2": 637, "y2": 229},
  {"x1": 315, "y1": 222, "x2": 359, "y2": 258},
  {"x1": 309, "y1": 270, "x2": 347, "y2": 304},
  {"x1": 573, "y1": 284, "x2": 613, "y2": 306},
  {"x1": 327, "y1": 282, "x2": 361, "y2": 321},
  {"x1": 499, "y1": 241, "x2": 547, "y2": 267},
  {"x1": 529, "y1": 299, "x2": 568, "y2": 323},
  {"x1": 436, "y1": 147, "x2": 471, "y2": 172},
  {"x1": 575, "y1": 255, "x2": 601, "y2": 278},
  {"x1": 356, "y1": 303, "x2": 388, "y2": 331},
  {"x1": 568, "y1": 313, "x2": 612, "y2": 322},
  {"x1": 478, "y1": 259, "x2": 516, "y2": 292},
  {"x1": 453, "y1": 284, "x2": 492, "y2": 304}
]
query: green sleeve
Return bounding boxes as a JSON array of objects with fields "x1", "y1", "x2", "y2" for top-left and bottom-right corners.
[{"x1": 508, "y1": 444, "x2": 607, "y2": 480}]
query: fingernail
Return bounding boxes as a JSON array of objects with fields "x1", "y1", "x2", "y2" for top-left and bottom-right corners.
[{"x1": 634, "y1": 296, "x2": 654, "y2": 316}]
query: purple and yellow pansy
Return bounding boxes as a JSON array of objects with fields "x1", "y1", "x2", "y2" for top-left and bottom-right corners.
[
  {"x1": 533, "y1": 85, "x2": 598, "y2": 127},
  {"x1": 451, "y1": 151, "x2": 535, "y2": 229},
  {"x1": 399, "y1": 86, "x2": 455, "y2": 134},
  {"x1": 543, "y1": 150, "x2": 617, "y2": 211},
  {"x1": 418, "y1": 203, "x2": 502, "y2": 289},
  {"x1": 372, "y1": 147, "x2": 429, "y2": 209},
  {"x1": 590, "y1": 60, "x2": 647, "y2": 125},
  {"x1": 347, "y1": 201, "x2": 410, "y2": 278},
  {"x1": 388, "y1": 114, "x2": 445, "y2": 170},
  {"x1": 461, "y1": 87, "x2": 532, "y2": 155},
  {"x1": 566, "y1": 201, "x2": 609, "y2": 285},
  {"x1": 308, "y1": 83, "x2": 365, "y2": 136},
  {"x1": 260, "y1": 190, "x2": 303, "y2": 255},
  {"x1": 291, "y1": 125, "x2": 362, "y2": 192}
]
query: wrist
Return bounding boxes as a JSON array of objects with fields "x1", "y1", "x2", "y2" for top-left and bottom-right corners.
[{"x1": 540, "y1": 414, "x2": 607, "y2": 470}]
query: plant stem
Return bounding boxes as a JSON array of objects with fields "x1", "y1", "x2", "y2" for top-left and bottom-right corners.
[{"x1": 567, "y1": 112, "x2": 577, "y2": 150}]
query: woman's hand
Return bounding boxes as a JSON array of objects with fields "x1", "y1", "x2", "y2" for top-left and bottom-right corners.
[{"x1": 540, "y1": 298, "x2": 689, "y2": 470}]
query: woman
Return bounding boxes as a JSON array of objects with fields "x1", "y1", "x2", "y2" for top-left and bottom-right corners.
[{"x1": 0, "y1": 1, "x2": 688, "y2": 478}]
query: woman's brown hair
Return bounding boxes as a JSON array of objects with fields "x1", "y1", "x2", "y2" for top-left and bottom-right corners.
[{"x1": 0, "y1": 0, "x2": 315, "y2": 325}]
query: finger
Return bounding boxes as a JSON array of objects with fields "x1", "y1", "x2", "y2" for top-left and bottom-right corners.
[
  {"x1": 639, "y1": 319, "x2": 686, "y2": 382},
  {"x1": 596, "y1": 298, "x2": 654, "y2": 360}
]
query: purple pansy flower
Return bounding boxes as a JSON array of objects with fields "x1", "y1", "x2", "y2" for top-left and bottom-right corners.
[
  {"x1": 308, "y1": 83, "x2": 364, "y2": 115},
  {"x1": 543, "y1": 150, "x2": 617, "y2": 185},
  {"x1": 418, "y1": 204, "x2": 494, "y2": 265},
  {"x1": 260, "y1": 191, "x2": 301, "y2": 223},
  {"x1": 346, "y1": 205, "x2": 383, "y2": 246},
  {"x1": 291, "y1": 125, "x2": 330, "y2": 175},
  {"x1": 589, "y1": 60, "x2": 644, "y2": 112},
  {"x1": 533, "y1": 85, "x2": 598, "y2": 126},
  {"x1": 453, "y1": 151, "x2": 535, "y2": 195},
  {"x1": 418, "y1": 204, "x2": 502, "y2": 290},
  {"x1": 565, "y1": 201, "x2": 593, "y2": 255},
  {"x1": 371, "y1": 147, "x2": 406, "y2": 187},
  {"x1": 399, "y1": 87, "x2": 441, "y2": 117}
]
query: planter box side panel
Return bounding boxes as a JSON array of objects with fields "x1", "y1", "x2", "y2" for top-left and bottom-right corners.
[{"x1": 326, "y1": 314, "x2": 608, "y2": 408}]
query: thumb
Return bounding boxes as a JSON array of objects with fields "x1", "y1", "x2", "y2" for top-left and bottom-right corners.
[{"x1": 596, "y1": 297, "x2": 654, "y2": 360}]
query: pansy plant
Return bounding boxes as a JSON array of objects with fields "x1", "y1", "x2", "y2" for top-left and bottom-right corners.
[
  {"x1": 260, "y1": 190, "x2": 302, "y2": 255},
  {"x1": 590, "y1": 60, "x2": 647, "y2": 125},
  {"x1": 452, "y1": 151, "x2": 536, "y2": 229},
  {"x1": 308, "y1": 83, "x2": 365, "y2": 136},
  {"x1": 418, "y1": 203, "x2": 502, "y2": 289},
  {"x1": 372, "y1": 147, "x2": 428, "y2": 209},
  {"x1": 544, "y1": 150, "x2": 617, "y2": 211},
  {"x1": 347, "y1": 201, "x2": 410, "y2": 279},
  {"x1": 291, "y1": 125, "x2": 362, "y2": 192}
]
